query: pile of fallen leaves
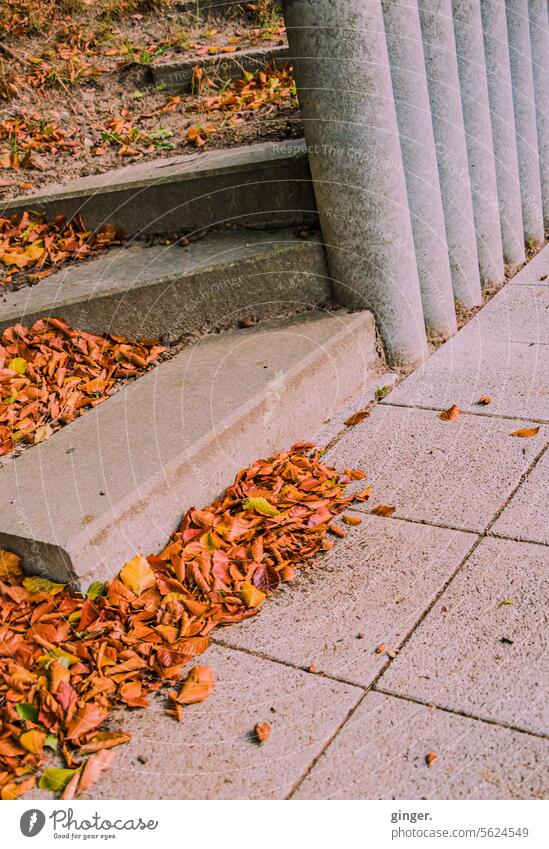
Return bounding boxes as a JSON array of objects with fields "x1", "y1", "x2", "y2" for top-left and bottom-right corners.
[
  {"x1": 0, "y1": 447, "x2": 369, "y2": 799},
  {"x1": 0, "y1": 212, "x2": 122, "y2": 286},
  {"x1": 0, "y1": 317, "x2": 165, "y2": 456},
  {"x1": 195, "y1": 64, "x2": 295, "y2": 115}
]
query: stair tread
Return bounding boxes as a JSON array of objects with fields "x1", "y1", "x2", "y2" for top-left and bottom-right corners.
[{"x1": 1, "y1": 138, "x2": 307, "y2": 208}]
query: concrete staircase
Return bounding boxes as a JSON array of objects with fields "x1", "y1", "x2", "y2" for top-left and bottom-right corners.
[{"x1": 0, "y1": 139, "x2": 383, "y2": 588}]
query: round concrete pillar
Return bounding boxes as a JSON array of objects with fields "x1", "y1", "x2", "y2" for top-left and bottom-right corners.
[
  {"x1": 382, "y1": 0, "x2": 457, "y2": 339},
  {"x1": 452, "y1": 0, "x2": 505, "y2": 287},
  {"x1": 418, "y1": 0, "x2": 483, "y2": 308},
  {"x1": 529, "y1": 0, "x2": 549, "y2": 230},
  {"x1": 281, "y1": 0, "x2": 428, "y2": 366},
  {"x1": 506, "y1": 0, "x2": 545, "y2": 247},
  {"x1": 480, "y1": 0, "x2": 525, "y2": 268}
]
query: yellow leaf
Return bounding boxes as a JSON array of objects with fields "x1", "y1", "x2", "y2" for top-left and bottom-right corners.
[
  {"x1": 20, "y1": 730, "x2": 45, "y2": 756},
  {"x1": 242, "y1": 496, "x2": 280, "y2": 517},
  {"x1": 176, "y1": 666, "x2": 214, "y2": 705},
  {"x1": 23, "y1": 576, "x2": 65, "y2": 595},
  {"x1": 240, "y1": 582, "x2": 266, "y2": 608},
  {"x1": 7, "y1": 357, "x2": 27, "y2": 375},
  {"x1": 0, "y1": 550, "x2": 23, "y2": 581},
  {"x1": 120, "y1": 554, "x2": 156, "y2": 595},
  {"x1": 200, "y1": 530, "x2": 222, "y2": 551}
]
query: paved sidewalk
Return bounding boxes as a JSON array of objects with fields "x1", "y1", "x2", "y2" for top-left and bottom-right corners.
[{"x1": 80, "y1": 246, "x2": 549, "y2": 800}]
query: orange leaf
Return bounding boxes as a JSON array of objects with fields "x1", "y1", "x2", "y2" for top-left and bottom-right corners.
[
  {"x1": 438, "y1": 404, "x2": 460, "y2": 421},
  {"x1": 511, "y1": 426, "x2": 540, "y2": 438},
  {"x1": 344, "y1": 409, "x2": 369, "y2": 426},
  {"x1": 254, "y1": 721, "x2": 271, "y2": 743}
]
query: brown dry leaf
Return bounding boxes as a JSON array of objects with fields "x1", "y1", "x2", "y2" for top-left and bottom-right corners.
[
  {"x1": 511, "y1": 426, "x2": 540, "y2": 438},
  {"x1": 344, "y1": 409, "x2": 370, "y2": 427},
  {"x1": 176, "y1": 666, "x2": 215, "y2": 706},
  {"x1": 477, "y1": 396, "x2": 492, "y2": 405},
  {"x1": 425, "y1": 752, "x2": 438, "y2": 767},
  {"x1": 371, "y1": 505, "x2": 396, "y2": 517},
  {"x1": 438, "y1": 404, "x2": 460, "y2": 421},
  {"x1": 254, "y1": 721, "x2": 271, "y2": 743},
  {"x1": 355, "y1": 485, "x2": 373, "y2": 501}
]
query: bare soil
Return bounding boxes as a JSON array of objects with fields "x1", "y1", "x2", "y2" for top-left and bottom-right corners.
[{"x1": 0, "y1": 0, "x2": 301, "y2": 200}]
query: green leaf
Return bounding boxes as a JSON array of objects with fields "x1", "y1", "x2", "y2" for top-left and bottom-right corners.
[
  {"x1": 499, "y1": 598, "x2": 513, "y2": 607},
  {"x1": 7, "y1": 357, "x2": 27, "y2": 375},
  {"x1": 242, "y1": 496, "x2": 280, "y2": 517},
  {"x1": 38, "y1": 767, "x2": 79, "y2": 792},
  {"x1": 375, "y1": 385, "x2": 392, "y2": 401},
  {"x1": 86, "y1": 580, "x2": 104, "y2": 600},
  {"x1": 15, "y1": 702, "x2": 38, "y2": 722},
  {"x1": 44, "y1": 734, "x2": 59, "y2": 751},
  {"x1": 23, "y1": 576, "x2": 65, "y2": 595}
]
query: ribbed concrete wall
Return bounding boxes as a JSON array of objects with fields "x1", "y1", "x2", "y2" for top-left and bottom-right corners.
[
  {"x1": 529, "y1": 0, "x2": 549, "y2": 229},
  {"x1": 382, "y1": 0, "x2": 457, "y2": 338},
  {"x1": 481, "y1": 0, "x2": 525, "y2": 267},
  {"x1": 506, "y1": 0, "x2": 545, "y2": 247},
  {"x1": 418, "y1": 0, "x2": 482, "y2": 309},
  {"x1": 281, "y1": 0, "x2": 547, "y2": 364}
]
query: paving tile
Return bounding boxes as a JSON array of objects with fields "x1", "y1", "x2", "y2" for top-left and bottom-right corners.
[
  {"x1": 378, "y1": 537, "x2": 549, "y2": 735},
  {"x1": 491, "y1": 449, "x2": 549, "y2": 545},
  {"x1": 72, "y1": 645, "x2": 360, "y2": 800},
  {"x1": 294, "y1": 691, "x2": 549, "y2": 799},
  {"x1": 324, "y1": 405, "x2": 543, "y2": 532},
  {"x1": 216, "y1": 516, "x2": 474, "y2": 686},
  {"x1": 384, "y1": 285, "x2": 549, "y2": 419}
]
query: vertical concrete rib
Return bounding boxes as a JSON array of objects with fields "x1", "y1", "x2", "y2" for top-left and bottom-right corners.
[
  {"x1": 418, "y1": 0, "x2": 482, "y2": 308},
  {"x1": 382, "y1": 0, "x2": 457, "y2": 339},
  {"x1": 452, "y1": 0, "x2": 505, "y2": 287},
  {"x1": 480, "y1": 0, "x2": 525, "y2": 268},
  {"x1": 528, "y1": 0, "x2": 549, "y2": 230},
  {"x1": 506, "y1": 0, "x2": 544, "y2": 247},
  {"x1": 281, "y1": 0, "x2": 428, "y2": 366}
]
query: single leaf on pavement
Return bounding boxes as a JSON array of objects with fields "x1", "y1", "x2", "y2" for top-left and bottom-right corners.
[
  {"x1": 176, "y1": 666, "x2": 214, "y2": 705},
  {"x1": 510, "y1": 426, "x2": 540, "y2": 438},
  {"x1": 438, "y1": 404, "x2": 460, "y2": 421},
  {"x1": 254, "y1": 722, "x2": 271, "y2": 743}
]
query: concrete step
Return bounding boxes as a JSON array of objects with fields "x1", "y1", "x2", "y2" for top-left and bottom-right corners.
[
  {"x1": 151, "y1": 44, "x2": 290, "y2": 93},
  {"x1": 1, "y1": 139, "x2": 314, "y2": 238},
  {"x1": 0, "y1": 309, "x2": 380, "y2": 589},
  {"x1": 0, "y1": 228, "x2": 330, "y2": 340}
]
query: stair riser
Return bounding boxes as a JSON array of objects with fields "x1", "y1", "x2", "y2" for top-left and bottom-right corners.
[
  {"x1": 0, "y1": 241, "x2": 330, "y2": 339},
  {"x1": 4, "y1": 170, "x2": 315, "y2": 239}
]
